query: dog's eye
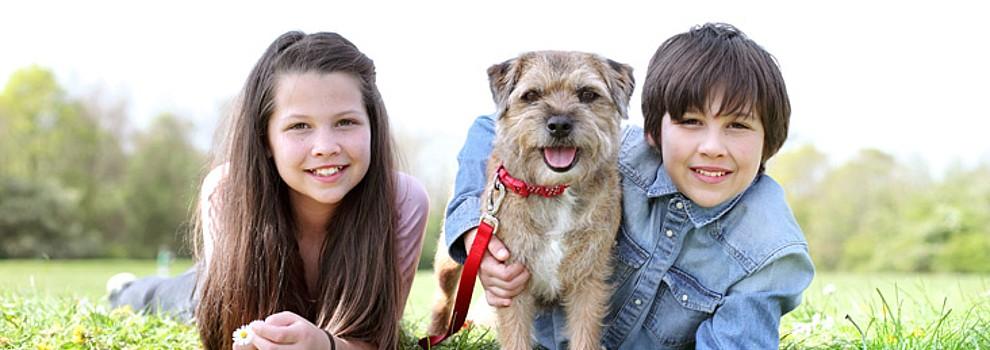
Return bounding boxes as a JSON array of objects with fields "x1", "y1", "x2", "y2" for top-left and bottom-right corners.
[
  {"x1": 521, "y1": 90, "x2": 541, "y2": 103},
  {"x1": 578, "y1": 89, "x2": 599, "y2": 103}
]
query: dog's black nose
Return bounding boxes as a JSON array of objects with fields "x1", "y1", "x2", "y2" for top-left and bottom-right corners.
[{"x1": 547, "y1": 115, "x2": 573, "y2": 138}]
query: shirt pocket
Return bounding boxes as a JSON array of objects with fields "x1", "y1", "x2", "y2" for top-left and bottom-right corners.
[{"x1": 645, "y1": 266, "x2": 724, "y2": 348}]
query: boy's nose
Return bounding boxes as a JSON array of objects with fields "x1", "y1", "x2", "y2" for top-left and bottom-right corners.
[{"x1": 698, "y1": 130, "x2": 727, "y2": 158}]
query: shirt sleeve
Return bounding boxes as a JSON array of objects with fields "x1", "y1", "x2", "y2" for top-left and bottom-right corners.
[
  {"x1": 442, "y1": 114, "x2": 496, "y2": 263},
  {"x1": 394, "y1": 172, "x2": 430, "y2": 316},
  {"x1": 200, "y1": 164, "x2": 228, "y2": 268},
  {"x1": 694, "y1": 246, "x2": 814, "y2": 349}
]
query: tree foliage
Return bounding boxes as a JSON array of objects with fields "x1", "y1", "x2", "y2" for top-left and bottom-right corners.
[
  {"x1": 769, "y1": 145, "x2": 990, "y2": 273},
  {"x1": 0, "y1": 66, "x2": 204, "y2": 258}
]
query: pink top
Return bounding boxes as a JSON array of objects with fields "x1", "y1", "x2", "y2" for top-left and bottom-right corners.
[{"x1": 200, "y1": 166, "x2": 429, "y2": 314}]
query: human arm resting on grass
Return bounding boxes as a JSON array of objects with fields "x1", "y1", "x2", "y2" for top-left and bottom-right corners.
[
  {"x1": 694, "y1": 247, "x2": 814, "y2": 349},
  {"x1": 444, "y1": 114, "x2": 530, "y2": 307}
]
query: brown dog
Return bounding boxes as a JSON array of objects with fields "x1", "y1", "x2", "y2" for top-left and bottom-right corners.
[{"x1": 430, "y1": 51, "x2": 633, "y2": 350}]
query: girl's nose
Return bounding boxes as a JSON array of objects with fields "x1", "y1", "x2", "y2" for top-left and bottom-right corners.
[{"x1": 311, "y1": 129, "x2": 341, "y2": 157}]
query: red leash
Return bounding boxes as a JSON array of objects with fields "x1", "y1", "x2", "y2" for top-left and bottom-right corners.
[
  {"x1": 418, "y1": 166, "x2": 568, "y2": 348},
  {"x1": 418, "y1": 180, "x2": 506, "y2": 348}
]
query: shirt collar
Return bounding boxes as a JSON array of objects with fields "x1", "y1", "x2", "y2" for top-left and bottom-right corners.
[{"x1": 648, "y1": 164, "x2": 747, "y2": 228}]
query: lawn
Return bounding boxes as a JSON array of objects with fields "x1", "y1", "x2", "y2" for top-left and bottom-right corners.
[{"x1": 2, "y1": 260, "x2": 989, "y2": 348}]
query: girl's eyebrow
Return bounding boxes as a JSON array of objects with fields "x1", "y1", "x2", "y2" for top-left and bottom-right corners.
[{"x1": 278, "y1": 109, "x2": 364, "y2": 121}]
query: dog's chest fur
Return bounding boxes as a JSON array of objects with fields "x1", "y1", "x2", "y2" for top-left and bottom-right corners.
[{"x1": 500, "y1": 192, "x2": 584, "y2": 301}]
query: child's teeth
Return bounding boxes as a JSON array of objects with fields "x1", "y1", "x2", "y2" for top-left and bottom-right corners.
[
  {"x1": 696, "y1": 169, "x2": 725, "y2": 177},
  {"x1": 314, "y1": 167, "x2": 340, "y2": 176}
]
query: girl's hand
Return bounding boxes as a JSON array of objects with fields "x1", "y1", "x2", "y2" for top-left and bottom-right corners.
[{"x1": 238, "y1": 311, "x2": 334, "y2": 350}]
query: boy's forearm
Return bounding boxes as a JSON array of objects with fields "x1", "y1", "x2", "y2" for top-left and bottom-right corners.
[{"x1": 442, "y1": 114, "x2": 496, "y2": 263}]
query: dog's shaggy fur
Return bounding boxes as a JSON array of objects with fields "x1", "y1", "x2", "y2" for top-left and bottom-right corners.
[{"x1": 430, "y1": 51, "x2": 634, "y2": 350}]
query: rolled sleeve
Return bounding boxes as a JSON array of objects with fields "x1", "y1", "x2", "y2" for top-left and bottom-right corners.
[
  {"x1": 443, "y1": 114, "x2": 496, "y2": 263},
  {"x1": 695, "y1": 245, "x2": 815, "y2": 349}
]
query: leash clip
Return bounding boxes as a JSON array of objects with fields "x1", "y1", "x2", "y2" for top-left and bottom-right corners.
[{"x1": 482, "y1": 180, "x2": 506, "y2": 234}]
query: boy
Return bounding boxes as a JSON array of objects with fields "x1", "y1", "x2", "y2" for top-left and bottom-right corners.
[{"x1": 444, "y1": 23, "x2": 814, "y2": 349}]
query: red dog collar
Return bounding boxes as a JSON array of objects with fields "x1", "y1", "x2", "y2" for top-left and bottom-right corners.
[{"x1": 497, "y1": 165, "x2": 569, "y2": 198}]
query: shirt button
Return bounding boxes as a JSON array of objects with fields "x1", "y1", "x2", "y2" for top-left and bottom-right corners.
[
  {"x1": 634, "y1": 299, "x2": 642, "y2": 305},
  {"x1": 675, "y1": 201, "x2": 684, "y2": 210},
  {"x1": 665, "y1": 229, "x2": 674, "y2": 238},
  {"x1": 681, "y1": 294, "x2": 689, "y2": 302}
]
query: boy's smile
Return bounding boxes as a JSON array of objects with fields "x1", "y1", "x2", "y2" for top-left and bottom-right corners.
[{"x1": 658, "y1": 97, "x2": 764, "y2": 208}]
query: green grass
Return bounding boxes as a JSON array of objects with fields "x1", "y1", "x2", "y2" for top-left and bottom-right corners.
[{"x1": 2, "y1": 260, "x2": 989, "y2": 349}]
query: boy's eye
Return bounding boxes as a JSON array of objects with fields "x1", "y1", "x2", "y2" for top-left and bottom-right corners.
[
  {"x1": 677, "y1": 118, "x2": 702, "y2": 126},
  {"x1": 729, "y1": 122, "x2": 751, "y2": 130}
]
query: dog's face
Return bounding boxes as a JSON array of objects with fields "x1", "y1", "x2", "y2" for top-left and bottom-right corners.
[{"x1": 488, "y1": 51, "x2": 634, "y2": 185}]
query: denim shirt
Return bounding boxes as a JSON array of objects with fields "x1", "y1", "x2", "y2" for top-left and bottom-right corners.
[{"x1": 444, "y1": 114, "x2": 815, "y2": 349}]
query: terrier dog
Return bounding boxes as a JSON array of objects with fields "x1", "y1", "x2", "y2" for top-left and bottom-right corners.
[{"x1": 430, "y1": 51, "x2": 633, "y2": 350}]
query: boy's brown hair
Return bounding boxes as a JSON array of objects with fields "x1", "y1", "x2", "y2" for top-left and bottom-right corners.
[{"x1": 642, "y1": 23, "x2": 791, "y2": 169}]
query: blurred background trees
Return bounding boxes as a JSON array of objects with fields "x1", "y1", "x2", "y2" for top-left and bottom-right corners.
[
  {"x1": 1, "y1": 66, "x2": 988, "y2": 273},
  {"x1": 0, "y1": 66, "x2": 203, "y2": 258}
]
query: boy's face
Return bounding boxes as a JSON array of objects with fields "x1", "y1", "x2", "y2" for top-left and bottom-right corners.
[{"x1": 659, "y1": 97, "x2": 764, "y2": 208}]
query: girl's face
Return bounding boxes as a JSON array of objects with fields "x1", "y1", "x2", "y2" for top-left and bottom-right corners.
[
  {"x1": 659, "y1": 96, "x2": 764, "y2": 208},
  {"x1": 267, "y1": 72, "x2": 371, "y2": 215}
]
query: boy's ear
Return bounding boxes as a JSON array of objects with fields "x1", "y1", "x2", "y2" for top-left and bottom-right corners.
[
  {"x1": 602, "y1": 58, "x2": 635, "y2": 119},
  {"x1": 487, "y1": 57, "x2": 521, "y2": 118}
]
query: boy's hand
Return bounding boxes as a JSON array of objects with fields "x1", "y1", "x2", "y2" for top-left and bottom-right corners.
[
  {"x1": 464, "y1": 228, "x2": 530, "y2": 307},
  {"x1": 239, "y1": 311, "x2": 333, "y2": 350}
]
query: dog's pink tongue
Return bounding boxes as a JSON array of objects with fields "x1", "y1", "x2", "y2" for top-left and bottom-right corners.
[{"x1": 544, "y1": 147, "x2": 577, "y2": 169}]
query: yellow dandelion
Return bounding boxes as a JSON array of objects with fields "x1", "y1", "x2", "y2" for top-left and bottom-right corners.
[
  {"x1": 36, "y1": 342, "x2": 53, "y2": 350},
  {"x1": 885, "y1": 334, "x2": 898, "y2": 344},
  {"x1": 912, "y1": 327, "x2": 926, "y2": 338},
  {"x1": 110, "y1": 305, "x2": 134, "y2": 319},
  {"x1": 72, "y1": 325, "x2": 88, "y2": 344},
  {"x1": 232, "y1": 324, "x2": 254, "y2": 346}
]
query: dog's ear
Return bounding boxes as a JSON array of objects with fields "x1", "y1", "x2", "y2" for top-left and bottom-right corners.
[
  {"x1": 602, "y1": 58, "x2": 635, "y2": 119},
  {"x1": 487, "y1": 57, "x2": 520, "y2": 118}
]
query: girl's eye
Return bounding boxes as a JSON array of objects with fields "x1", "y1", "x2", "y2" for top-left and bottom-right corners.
[
  {"x1": 288, "y1": 123, "x2": 310, "y2": 130},
  {"x1": 336, "y1": 119, "x2": 357, "y2": 127}
]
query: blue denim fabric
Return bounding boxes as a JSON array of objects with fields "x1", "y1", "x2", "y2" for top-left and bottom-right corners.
[{"x1": 444, "y1": 114, "x2": 815, "y2": 349}]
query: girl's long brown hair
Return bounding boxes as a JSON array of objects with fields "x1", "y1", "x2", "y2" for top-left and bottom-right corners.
[{"x1": 194, "y1": 31, "x2": 400, "y2": 349}]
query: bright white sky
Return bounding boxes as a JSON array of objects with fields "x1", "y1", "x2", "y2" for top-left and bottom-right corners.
[{"x1": 2, "y1": 0, "x2": 988, "y2": 189}]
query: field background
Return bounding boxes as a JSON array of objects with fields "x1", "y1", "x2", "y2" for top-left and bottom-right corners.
[{"x1": 2, "y1": 259, "x2": 988, "y2": 349}]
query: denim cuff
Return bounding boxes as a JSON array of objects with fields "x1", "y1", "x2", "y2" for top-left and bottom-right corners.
[{"x1": 443, "y1": 195, "x2": 481, "y2": 264}]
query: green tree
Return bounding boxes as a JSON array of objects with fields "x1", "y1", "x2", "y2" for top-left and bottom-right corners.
[{"x1": 119, "y1": 113, "x2": 204, "y2": 257}]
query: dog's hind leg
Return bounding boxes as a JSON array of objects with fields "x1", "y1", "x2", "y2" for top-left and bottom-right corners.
[{"x1": 427, "y1": 240, "x2": 463, "y2": 336}]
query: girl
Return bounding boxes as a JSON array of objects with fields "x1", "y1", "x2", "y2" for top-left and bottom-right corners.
[{"x1": 111, "y1": 31, "x2": 428, "y2": 350}]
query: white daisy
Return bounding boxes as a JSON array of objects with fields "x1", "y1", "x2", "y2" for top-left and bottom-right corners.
[
  {"x1": 232, "y1": 324, "x2": 255, "y2": 346},
  {"x1": 822, "y1": 283, "x2": 837, "y2": 296}
]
